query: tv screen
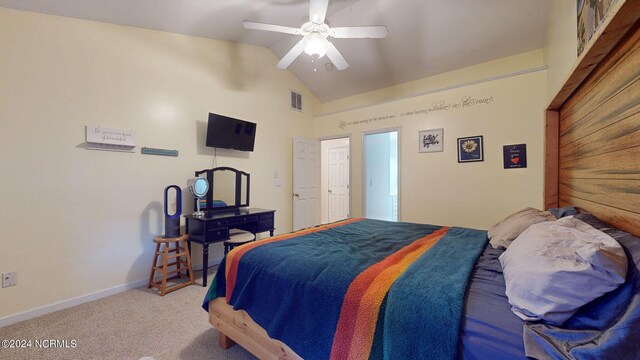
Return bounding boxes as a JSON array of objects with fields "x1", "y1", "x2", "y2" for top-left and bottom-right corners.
[{"x1": 206, "y1": 113, "x2": 257, "y2": 152}]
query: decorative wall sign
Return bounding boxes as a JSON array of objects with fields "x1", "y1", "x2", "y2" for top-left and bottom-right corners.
[
  {"x1": 457, "y1": 135, "x2": 484, "y2": 163},
  {"x1": 503, "y1": 144, "x2": 527, "y2": 169},
  {"x1": 577, "y1": 0, "x2": 619, "y2": 55},
  {"x1": 419, "y1": 128, "x2": 444, "y2": 153},
  {"x1": 141, "y1": 147, "x2": 179, "y2": 157},
  {"x1": 85, "y1": 125, "x2": 135, "y2": 152}
]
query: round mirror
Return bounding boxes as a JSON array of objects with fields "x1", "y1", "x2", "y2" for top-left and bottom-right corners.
[
  {"x1": 189, "y1": 177, "x2": 208, "y2": 199},
  {"x1": 188, "y1": 177, "x2": 209, "y2": 217}
]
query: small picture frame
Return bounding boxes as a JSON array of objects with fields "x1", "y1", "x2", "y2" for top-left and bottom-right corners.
[
  {"x1": 419, "y1": 128, "x2": 444, "y2": 153},
  {"x1": 503, "y1": 144, "x2": 527, "y2": 169},
  {"x1": 457, "y1": 135, "x2": 484, "y2": 163}
]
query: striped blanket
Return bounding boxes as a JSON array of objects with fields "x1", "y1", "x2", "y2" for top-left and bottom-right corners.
[{"x1": 203, "y1": 218, "x2": 487, "y2": 360}]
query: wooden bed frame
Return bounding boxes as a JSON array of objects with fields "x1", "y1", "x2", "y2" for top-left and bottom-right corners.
[
  {"x1": 209, "y1": 297, "x2": 301, "y2": 359},
  {"x1": 211, "y1": 2, "x2": 640, "y2": 357}
]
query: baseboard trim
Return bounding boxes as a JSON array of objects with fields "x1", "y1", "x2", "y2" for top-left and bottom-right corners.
[
  {"x1": 0, "y1": 257, "x2": 223, "y2": 329},
  {"x1": 0, "y1": 278, "x2": 146, "y2": 328}
]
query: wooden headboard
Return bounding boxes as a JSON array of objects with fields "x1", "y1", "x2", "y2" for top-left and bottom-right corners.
[{"x1": 545, "y1": 0, "x2": 640, "y2": 237}]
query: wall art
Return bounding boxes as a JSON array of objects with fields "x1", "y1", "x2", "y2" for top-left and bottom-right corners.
[
  {"x1": 419, "y1": 128, "x2": 444, "y2": 153},
  {"x1": 503, "y1": 144, "x2": 527, "y2": 169},
  {"x1": 457, "y1": 135, "x2": 483, "y2": 163}
]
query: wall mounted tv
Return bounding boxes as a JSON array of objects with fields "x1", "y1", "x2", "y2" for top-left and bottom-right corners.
[{"x1": 206, "y1": 113, "x2": 257, "y2": 152}]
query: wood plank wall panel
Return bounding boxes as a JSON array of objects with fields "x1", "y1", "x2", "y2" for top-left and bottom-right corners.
[
  {"x1": 559, "y1": 179, "x2": 640, "y2": 214},
  {"x1": 560, "y1": 111, "x2": 640, "y2": 160},
  {"x1": 560, "y1": 78, "x2": 640, "y2": 144},
  {"x1": 560, "y1": 150, "x2": 640, "y2": 180},
  {"x1": 558, "y1": 22, "x2": 640, "y2": 237},
  {"x1": 559, "y1": 196, "x2": 640, "y2": 234},
  {"x1": 559, "y1": 31, "x2": 640, "y2": 138},
  {"x1": 544, "y1": 111, "x2": 560, "y2": 209},
  {"x1": 560, "y1": 78, "x2": 640, "y2": 148}
]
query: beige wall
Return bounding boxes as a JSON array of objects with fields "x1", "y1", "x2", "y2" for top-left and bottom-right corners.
[
  {"x1": 0, "y1": 8, "x2": 318, "y2": 320},
  {"x1": 544, "y1": 0, "x2": 578, "y2": 104},
  {"x1": 315, "y1": 52, "x2": 547, "y2": 230}
]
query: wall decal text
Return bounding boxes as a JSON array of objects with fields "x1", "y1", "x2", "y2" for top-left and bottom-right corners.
[{"x1": 338, "y1": 96, "x2": 494, "y2": 129}]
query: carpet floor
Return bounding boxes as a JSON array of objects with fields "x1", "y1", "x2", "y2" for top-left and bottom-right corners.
[{"x1": 0, "y1": 269, "x2": 256, "y2": 360}]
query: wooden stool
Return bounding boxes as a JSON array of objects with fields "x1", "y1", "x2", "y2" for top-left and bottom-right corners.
[
  {"x1": 148, "y1": 234, "x2": 194, "y2": 296},
  {"x1": 223, "y1": 229, "x2": 256, "y2": 255}
]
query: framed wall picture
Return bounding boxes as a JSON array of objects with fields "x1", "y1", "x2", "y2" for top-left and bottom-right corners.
[
  {"x1": 577, "y1": 0, "x2": 620, "y2": 55},
  {"x1": 457, "y1": 135, "x2": 484, "y2": 162},
  {"x1": 503, "y1": 144, "x2": 527, "y2": 169},
  {"x1": 419, "y1": 128, "x2": 444, "y2": 153}
]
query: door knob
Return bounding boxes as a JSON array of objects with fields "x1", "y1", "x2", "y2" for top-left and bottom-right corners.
[
  {"x1": 328, "y1": 189, "x2": 333, "y2": 193},
  {"x1": 293, "y1": 193, "x2": 300, "y2": 198}
]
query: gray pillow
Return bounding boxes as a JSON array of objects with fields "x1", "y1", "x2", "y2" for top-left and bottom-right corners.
[
  {"x1": 548, "y1": 206, "x2": 578, "y2": 218},
  {"x1": 488, "y1": 207, "x2": 556, "y2": 249},
  {"x1": 499, "y1": 216, "x2": 628, "y2": 325}
]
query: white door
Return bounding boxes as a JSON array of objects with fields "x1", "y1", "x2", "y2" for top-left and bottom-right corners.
[
  {"x1": 293, "y1": 137, "x2": 320, "y2": 231},
  {"x1": 328, "y1": 146, "x2": 349, "y2": 222}
]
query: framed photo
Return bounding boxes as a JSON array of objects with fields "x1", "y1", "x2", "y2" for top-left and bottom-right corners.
[
  {"x1": 503, "y1": 144, "x2": 527, "y2": 169},
  {"x1": 419, "y1": 128, "x2": 444, "y2": 153},
  {"x1": 457, "y1": 135, "x2": 484, "y2": 163}
]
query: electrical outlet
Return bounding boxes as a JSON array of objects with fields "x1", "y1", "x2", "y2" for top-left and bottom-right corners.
[{"x1": 2, "y1": 271, "x2": 17, "y2": 287}]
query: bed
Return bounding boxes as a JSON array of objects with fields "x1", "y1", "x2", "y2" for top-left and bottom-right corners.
[
  {"x1": 204, "y1": 215, "x2": 640, "y2": 359},
  {"x1": 204, "y1": 4, "x2": 640, "y2": 359}
]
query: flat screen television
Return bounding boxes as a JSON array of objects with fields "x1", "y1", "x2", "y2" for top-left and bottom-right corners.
[{"x1": 206, "y1": 113, "x2": 257, "y2": 152}]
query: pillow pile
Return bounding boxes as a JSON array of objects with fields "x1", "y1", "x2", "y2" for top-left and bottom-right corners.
[
  {"x1": 548, "y1": 206, "x2": 578, "y2": 219},
  {"x1": 499, "y1": 216, "x2": 628, "y2": 325},
  {"x1": 488, "y1": 207, "x2": 556, "y2": 249}
]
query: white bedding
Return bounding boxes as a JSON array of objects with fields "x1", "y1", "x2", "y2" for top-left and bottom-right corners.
[{"x1": 499, "y1": 216, "x2": 628, "y2": 324}]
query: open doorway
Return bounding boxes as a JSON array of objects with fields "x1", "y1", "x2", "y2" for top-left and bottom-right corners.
[
  {"x1": 320, "y1": 137, "x2": 351, "y2": 224},
  {"x1": 363, "y1": 128, "x2": 399, "y2": 221}
]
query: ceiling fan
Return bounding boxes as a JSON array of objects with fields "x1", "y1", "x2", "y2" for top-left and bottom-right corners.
[{"x1": 242, "y1": 0, "x2": 388, "y2": 71}]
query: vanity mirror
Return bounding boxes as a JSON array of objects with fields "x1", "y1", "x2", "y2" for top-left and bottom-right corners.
[{"x1": 193, "y1": 167, "x2": 250, "y2": 213}]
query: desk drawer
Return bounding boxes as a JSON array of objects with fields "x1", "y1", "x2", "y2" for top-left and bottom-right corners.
[
  {"x1": 259, "y1": 213, "x2": 274, "y2": 221},
  {"x1": 206, "y1": 220, "x2": 228, "y2": 230},
  {"x1": 257, "y1": 220, "x2": 274, "y2": 233},
  {"x1": 228, "y1": 215, "x2": 259, "y2": 227},
  {"x1": 206, "y1": 227, "x2": 229, "y2": 241}
]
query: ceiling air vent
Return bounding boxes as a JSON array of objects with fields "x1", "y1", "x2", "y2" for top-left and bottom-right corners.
[{"x1": 290, "y1": 91, "x2": 302, "y2": 111}]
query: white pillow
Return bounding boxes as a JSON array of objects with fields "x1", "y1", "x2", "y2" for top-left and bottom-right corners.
[
  {"x1": 499, "y1": 216, "x2": 628, "y2": 325},
  {"x1": 488, "y1": 207, "x2": 556, "y2": 249}
]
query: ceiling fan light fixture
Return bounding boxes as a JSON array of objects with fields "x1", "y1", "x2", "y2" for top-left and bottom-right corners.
[
  {"x1": 303, "y1": 32, "x2": 330, "y2": 57},
  {"x1": 242, "y1": 0, "x2": 386, "y2": 70}
]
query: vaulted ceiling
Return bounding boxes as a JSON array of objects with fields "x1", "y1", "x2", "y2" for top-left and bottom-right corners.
[{"x1": 0, "y1": 0, "x2": 551, "y2": 102}]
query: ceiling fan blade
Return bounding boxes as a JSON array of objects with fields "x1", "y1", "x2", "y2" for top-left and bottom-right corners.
[
  {"x1": 325, "y1": 42, "x2": 349, "y2": 70},
  {"x1": 277, "y1": 39, "x2": 305, "y2": 69},
  {"x1": 242, "y1": 20, "x2": 301, "y2": 35},
  {"x1": 309, "y1": 0, "x2": 329, "y2": 24},
  {"x1": 331, "y1": 26, "x2": 388, "y2": 39}
]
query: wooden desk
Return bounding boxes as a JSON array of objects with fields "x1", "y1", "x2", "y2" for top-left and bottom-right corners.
[{"x1": 185, "y1": 208, "x2": 275, "y2": 287}]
